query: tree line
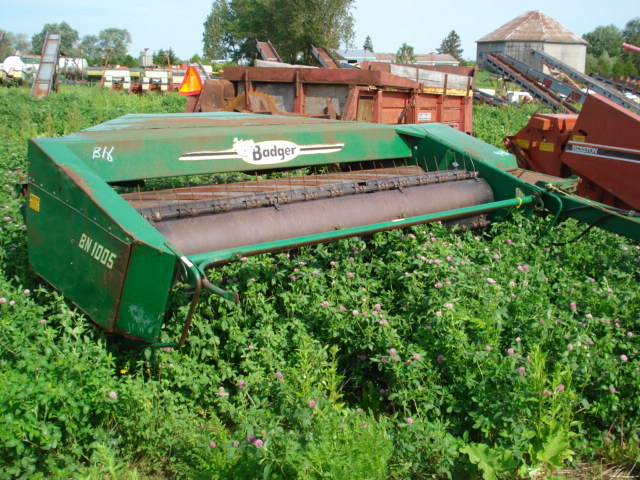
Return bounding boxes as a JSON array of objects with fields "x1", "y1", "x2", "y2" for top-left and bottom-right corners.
[
  {"x1": 3, "y1": 8, "x2": 638, "y2": 76},
  {"x1": 0, "y1": 22, "x2": 182, "y2": 68},
  {"x1": 583, "y1": 18, "x2": 640, "y2": 77},
  {"x1": 202, "y1": 0, "x2": 355, "y2": 64},
  {"x1": 202, "y1": 0, "x2": 465, "y2": 65}
]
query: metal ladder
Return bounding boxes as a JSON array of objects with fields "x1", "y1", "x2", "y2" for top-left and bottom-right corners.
[
  {"x1": 591, "y1": 73, "x2": 640, "y2": 98},
  {"x1": 256, "y1": 41, "x2": 282, "y2": 63},
  {"x1": 190, "y1": 62, "x2": 211, "y2": 81},
  {"x1": 31, "y1": 32, "x2": 60, "y2": 99},
  {"x1": 485, "y1": 53, "x2": 578, "y2": 113},
  {"x1": 531, "y1": 49, "x2": 640, "y2": 114},
  {"x1": 499, "y1": 53, "x2": 587, "y2": 104},
  {"x1": 312, "y1": 46, "x2": 340, "y2": 69}
]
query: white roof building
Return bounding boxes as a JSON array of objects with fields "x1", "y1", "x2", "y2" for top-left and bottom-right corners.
[{"x1": 476, "y1": 11, "x2": 587, "y2": 73}]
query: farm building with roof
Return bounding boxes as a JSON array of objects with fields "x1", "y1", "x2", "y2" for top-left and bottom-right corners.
[{"x1": 476, "y1": 11, "x2": 587, "y2": 73}]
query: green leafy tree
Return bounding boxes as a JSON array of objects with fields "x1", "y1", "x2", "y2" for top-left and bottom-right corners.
[
  {"x1": 611, "y1": 56, "x2": 633, "y2": 77},
  {"x1": 121, "y1": 55, "x2": 138, "y2": 68},
  {"x1": 31, "y1": 22, "x2": 79, "y2": 55},
  {"x1": 437, "y1": 30, "x2": 463, "y2": 60},
  {"x1": 202, "y1": 0, "x2": 238, "y2": 60},
  {"x1": 622, "y1": 17, "x2": 640, "y2": 41},
  {"x1": 585, "y1": 53, "x2": 599, "y2": 75},
  {"x1": 596, "y1": 51, "x2": 613, "y2": 75},
  {"x1": 202, "y1": 0, "x2": 355, "y2": 64},
  {"x1": 12, "y1": 33, "x2": 30, "y2": 53},
  {"x1": 363, "y1": 35, "x2": 374, "y2": 52},
  {"x1": 79, "y1": 35, "x2": 100, "y2": 63},
  {"x1": 0, "y1": 30, "x2": 29, "y2": 57},
  {"x1": 152, "y1": 48, "x2": 181, "y2": 66},
  {"x1": 395, "y1": 43, "x2": 415, "y2": 64},
  {"x1": 622, "y1": 17, "x2": 640, "y2": 74},
  {"x1": 583, "y1": 24, "x2": 623, "y2": 57},
  {"x1": 0, "y1": 30, "x2": 16, "y2": 58},
  {"x1": 97, "y1": 28, "x2": 132, "y2": 64}
]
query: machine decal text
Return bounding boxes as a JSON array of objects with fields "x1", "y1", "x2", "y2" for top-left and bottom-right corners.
[
  {"x1": 570, "y1": 145, "x2": 598, "y2": 155},
  {"x1": 179, "y1": 138, "x2": 344, "y2": 164},
  {"x1": 567, "y1": 142, "x2": 640, "y2": 163},
  {"x1": 92, "y1": 146, "x2": 115, "y2": 162},
  {"x1": 252, "y1": 143, "x2": 298, "y2": 162},
  {"x1": 78, "y1": 233, "x2": 117, "y2": 269}
]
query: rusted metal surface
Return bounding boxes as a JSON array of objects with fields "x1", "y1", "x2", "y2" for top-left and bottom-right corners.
[
  {"x1": 485, "y1": 53, "x2": 586, "y2": 107},
  {"x1": 485, "y1": 54, "x2": 577, "y2": 113},
  {"x1": 563, "y1": 95, "x2": 640, "y2": 210},
  {"x1": 591, "y1": 73, "x2": 640, "y2": 99},
  {"x1": 477, "y1": 11, "x2": 586, "y2": 44},
  {"x1": 121, "y1": 164, "x2": 493, "y2": 257},
  {"x1": 151, "y1": 173, "x2": 494, "y2": 256},
  {"x1": 185, "y1": 78, "x2": 235, "y2": 112},
  {"x1": 362, "y1": 62, "x2": 475, "y2": 92},
  {"x1": 122, "y1": 166, "x2": 475, "y2": 216},
  {"x1": 222, "y1": 65, "x2": 421, "y2": 88},
  {"x1": 312, "y1": 46, "x2": 340, "y2": 68},
  {"x1": 190, "y1": 64, "x2": 474, "y2": 132},
  {"x1": 257, "y1": 41, "x2": 282, "y2": 62},
  {"x1": 531, "y1": 49, "x2": 640, "y2": 115},
  {"x1": 31, "y1": 32, "x2": 60, "y2": 99}
]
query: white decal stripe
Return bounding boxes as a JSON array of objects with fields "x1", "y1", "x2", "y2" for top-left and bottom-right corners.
[
  {"x1": 179, "y1": 142, "x2": 345, "y2": 162},
  {"x1": 179, "y1": 149, "x2": 238, "y2": 161},
  {"x1": 299, "y1": 143, "x2": 345, "y2": 150},
  {"x1": 179, "y1": 153, "x2": 239, "y2": 161}
]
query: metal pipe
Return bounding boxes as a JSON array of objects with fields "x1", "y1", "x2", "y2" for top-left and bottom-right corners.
[
  {"x1": 135, "y1": 169, "x2": 476, "y2": 221},
  {"x1": 156, "y1": 178, "x2": 495, "y2": 256},
  {"x1": 622, "y1": 43, "x2": 640, "y2": 55},
  {"x1": 149, "y1": 273, "x2": 203, "y2": 348},
  {"x1": 201, "y1": 277, "x2": 239, "y2": 302},
  {"x1": 191, "y1": 195, "x2": 538, "y2": 269}
]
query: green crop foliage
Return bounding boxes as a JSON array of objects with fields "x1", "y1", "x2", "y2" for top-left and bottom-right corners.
[{"x1": 0, "y1": 86, "x2": 638, "y2": 479}]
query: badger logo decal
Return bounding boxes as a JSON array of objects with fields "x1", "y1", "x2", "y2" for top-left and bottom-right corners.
[{"x1": 179, "y1": 138, "x2": 344, "y2": 165}]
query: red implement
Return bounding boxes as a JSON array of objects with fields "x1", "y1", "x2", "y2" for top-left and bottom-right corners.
[{"x1": 505, "y1": 93, "x2": 640, "y2": 210}]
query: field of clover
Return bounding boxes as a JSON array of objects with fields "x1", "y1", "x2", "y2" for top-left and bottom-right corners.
[{"x1": 0, "y1": 86, "x2": 638, "y2": 480}]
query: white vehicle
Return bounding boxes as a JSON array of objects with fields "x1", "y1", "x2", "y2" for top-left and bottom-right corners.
[
  {"x1": 102, "y1": 68, "x2": 132, "y2": 91},
  {"x1": 142, "y1": 69, "x2": 172, "y2": 93},
  {"x1": 1, "y1": 55, "x2": 37, "y2": 84}
]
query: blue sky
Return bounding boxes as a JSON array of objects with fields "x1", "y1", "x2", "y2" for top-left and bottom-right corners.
[{"x1": 3, "y1": 0, "x2": 636, "y2": 61}]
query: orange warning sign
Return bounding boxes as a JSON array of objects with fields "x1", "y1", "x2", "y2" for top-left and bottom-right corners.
[{"x1": 178, "y1": 66, "x2": 203, "y2": 96}]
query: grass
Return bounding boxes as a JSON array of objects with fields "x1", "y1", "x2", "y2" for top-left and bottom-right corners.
[{"x1": 0, "y1": 85, "x2": 638, "y2": 479}]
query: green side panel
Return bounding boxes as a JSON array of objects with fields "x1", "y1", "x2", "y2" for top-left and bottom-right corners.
[
  {"x1": 406, "y1": 124, "x2": 640, "y2": 240},
  {"x1": 28, "y1": 140, "x2": 132, "y2": 242},
  {"x1": 27, "y1": 137, "x2": 181, "y2": 340},
  {"x1": 50, "y1": 113, "x2": 414, "y2": 182},
  {"x1": 115, "y1": 242, "x2": 178, "y2": 342},
  {"x1": 404, "y1": 122, "x2": 518, "y2": 169},
  {"x1": 29, "y1": 139, "x2": 177, "y2": 251},
  {"x1": 405, "y1": 123, "x2": 538, "y2": 201},
  {"x1": 546, "y1": 193, "x2": 640, "y2": 242},
  {"x1": 27, "y1": 183, "x2": 130, "y2": 330}
]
